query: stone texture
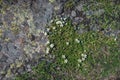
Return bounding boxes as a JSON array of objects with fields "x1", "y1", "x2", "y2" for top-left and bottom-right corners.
[
  {"x1": 0, "y1": 0, "x2": 54, "y2": 79},
  {"x1": 71, "y1": 10, "x2": 76, "y2": 17}
]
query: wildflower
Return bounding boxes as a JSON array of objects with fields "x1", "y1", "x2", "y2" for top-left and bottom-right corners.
[
  {"x1": 64, "y1": 59, "x2": 68, "y2": 63},
  {"x1": 81, "y1": 54, "x2": 84, "y2": 57},
  {"x1": 81, "y1": 54, "x2": 87, "y2": 58},
  {"x1": 65, "y1": 23, "x2": 68, "y2": 25},
  {"x1": 60, "y1": 24, "x2": 63, "y2": 27},
  {"x1": 84, "y1": 50, "x2": 86, "y2": 52},
  {"x1": 53, "y1": 27, "x2": 56, "y2": 30},
  {"x1": 81, "y1": 57, "x2": 85, "y2": 61},
  {"x1": 114, "y1": 37, "x2": 117, "y2": 41},
  {"x1": 78, "y1": 59, "x2": 82, "y2": 63},
  {"x1": 46, "y1": 41, "x2": 50, "y2": 45},
  {"x1": 46, "y1": 47, "x2": 50, "y2": 54},
  {"x1": 63, "y1": 18, "x2": 67, "y2": 21},
  {"x1": 44, "y1": 32, "x2": 47, "y2": 36},
  {"x1": 84, "y1": 54, "x2": 87, "y2": 58},
  {"x1": 47, "y1": 28, "x2": 50, "y2": 32},
  {"x1": 50, "y1": 20, "x2": 53, "y2": 23},
  {"x1": 56, "y1": 21, "x2": 62, "y2": 25},
  {"x1": 50, "y1": 43, "x2": 54, "y2": 48},
  {"x1": 75, "y1": 39, "x2": 80, "y2": 43},
  {"x1": 56, "y1": 20, "x2": 63, "y2": 27},
  {"x1": 66, "y1": 42, "x2": 69, "y2": 45},
  {"x1": 62, "y1": 55, "x2": 66, "y2": 59}
]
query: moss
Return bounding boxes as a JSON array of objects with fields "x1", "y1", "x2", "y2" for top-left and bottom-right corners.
[
  {"x1": 15, "y1": 17, "x2": 119, "y2": 79},
  {"x1": 64, "y1": 0, "x2": 75, "y2": 10},
  {"x1": 0, "y1": 0, "x2": 2, "y2": 5}
]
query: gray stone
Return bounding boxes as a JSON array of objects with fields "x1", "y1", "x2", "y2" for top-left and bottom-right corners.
[
  {"x1": 0, "y1": 0, "x2": 58, "y2": 79},
  {"x1": 71, "y1": 11, "x2": 76, "y2": 17},
  {"x1": 18, "y1": 56, "x2": 23, "y2": 61},
  {"x1": 76, "y1": 4, "x2": 83, "y2": 11},
  {"x1": 6, "y1": 58, "x2": 14, "y2": 63},
  {"x1": 17, "y1": 68, "x2": 23, "y2": 73},
  {"x1": 27, "y1": 64, "x2": 31, "y2": 69},
  {"x1": 27, "y1": 68, "x2": 31, "y2": 72},
  {"x1": 0, "y1": 55, "x2": 8, "y2": 62}
]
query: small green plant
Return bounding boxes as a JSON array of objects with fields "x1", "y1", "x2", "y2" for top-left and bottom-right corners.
[{"x1": 46, "y1": 18, "x2": 119, "y2": 79}]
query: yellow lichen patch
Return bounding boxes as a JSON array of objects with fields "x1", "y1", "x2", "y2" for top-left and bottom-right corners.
[
  {"x1": 6, "y1": 69, "x2": 11, "y2": 78},
  {"x1": 10, "y1": 63, "x2": 15, "y2": 69},
  {"x1": 16, "y1": 61, "x2": 23, "y2": 68},
  {"x1": 0, "y1": 29, "x2": 3, "y2": 38},
  {"x1": 64, "y1": 0, "x2": 75, "y2": 10},
  {"x1": 4, "y1": 38, "x2": 10, "y2": 42},
  {"x1": 49, "y1": 0, "x2": 55, "y2": 3},
  {"x1": 10, "y1": 25, "x2": 20, "y2": 34}
]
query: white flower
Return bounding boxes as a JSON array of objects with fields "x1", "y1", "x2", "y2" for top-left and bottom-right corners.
[
  {"x1": 81, "y1": 57, "x2": 85, "y2": 61},
  {"x1": 84, "y1": 54, "x2": 87, "y2": 58},
  {"x1": 64, "y1": 59, "x2": 68, "y2": 63},
  {"x1": 81, "y1": 54, "x2": 84, "y2": 57},
  {"x1": 56, "y1": 20, "x2": 63, "y2": 27},
  {"x1": 66, "y1": 42, "x2": 69, "y2": 45},
  {"x1": 60, "y1": 24, "x2": 63, "y2": 27},
  {"x1": 50, "y1": 44, "x2": 54, "y2": 48},
  {"x1": 53, "y1": 27, "x2": 56, "y2": 30},
  {"x1": 75, "y1": 39, "x2": 80, "y2": 43},
  {"x1": 81, "y1": 54, "x2": 87, "y2": 58},
  {"x1": 84, "y1": 50, "x2": 86, "y2": 52},
  {"x1": 46, "y1": 41, "x2": 50, "y2": 45},
  {"x1": 46, "y1": 47, "x2": 50, "y2": 54},
  {"x1": 50, "y1": 20, "x2": 53, "y2": 23},
  {"x1": 47, "y1": 28, "x2": 50, "y2": 32},
  {"x1": 56, "y1": 21, "x2": 62, "y2": 25},
  {"x1": 44, "y1": 32, "x2": 47, "y2": 36},
  {"x1": 78, "y1": 59, "x2": 82, "y2": 63},
  {"x1": 114, "y1": 37, "x2": 117, "y2": 41},
  {"x1": 62, "y1": 55, "x2": 66, "y2": 59},
  {"x1": 63, "y1": 18, "x2": 67, "y2": 20}
]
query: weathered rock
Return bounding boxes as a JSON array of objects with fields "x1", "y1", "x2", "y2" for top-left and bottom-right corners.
[
  {"x1": 0, "y1": 0, "x2": 54, "y2": 79},
  {"x1": 76, "y1": 4, "x2": 83, "y2": 11},
  {"x1": 71, "y1": 10, "x2": 76, "y2": 17}
]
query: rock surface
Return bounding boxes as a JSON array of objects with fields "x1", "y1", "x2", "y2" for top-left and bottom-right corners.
[{"x1": 0, "y1": 0, "x2": 53, "y2": 79}]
